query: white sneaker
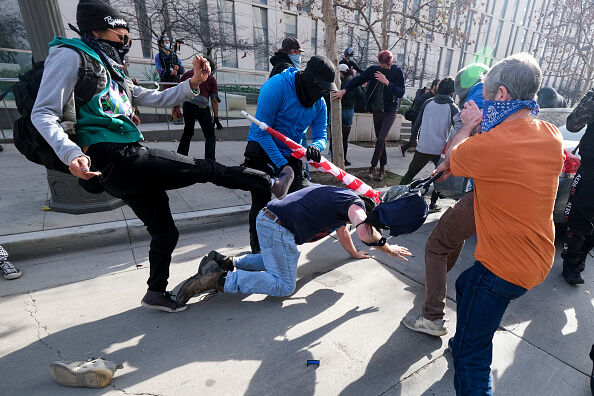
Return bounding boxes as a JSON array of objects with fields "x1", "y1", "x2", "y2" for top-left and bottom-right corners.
[
  {"x1": 0, "y1": 260, "x2": 21, "y2": 280},
  {"x1": 50, "y1": 357, "x2": 123, "y2": 388},
  {"x1": 402, "y1": 314, "x2": 447, "y2": 336}
]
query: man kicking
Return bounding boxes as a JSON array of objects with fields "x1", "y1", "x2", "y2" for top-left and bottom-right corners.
[{"x1": 175, "y1": 185, "x2": 412, "y2": 304}]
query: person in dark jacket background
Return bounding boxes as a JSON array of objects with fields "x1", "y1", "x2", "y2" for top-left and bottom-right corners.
[
  {"x1": 561, "y1": 87, "x2": 594, "y2": 284},
  {"x1": 401, "y1": 78, "x2": 440, "y2": 155},
  {"x1": 338, "y1": 63, "x2": 364, "y2": 166},
  {"x1": 340, "y1": 47, "x2": 363, "y2": 74},
  {"x1": 333, "y1": 50, "x2": 405, "y2": 181},
  {"x1": 269, "y1": 38, "x2": 303, "y2": 78}
]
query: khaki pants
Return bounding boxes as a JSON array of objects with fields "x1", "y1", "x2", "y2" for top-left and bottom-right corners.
[{"x1": 423, "y1": 191, "x2": 476, "y2": 321}]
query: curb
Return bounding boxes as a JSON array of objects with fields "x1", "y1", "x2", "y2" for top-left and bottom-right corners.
[{"x1": 0, "y1": 205, "x2": 250, "y2": 259}]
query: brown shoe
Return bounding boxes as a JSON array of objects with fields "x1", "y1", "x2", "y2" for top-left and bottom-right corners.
[
  {"x1": 368, "y1": 166, "x2": 376, "y2": 179},
  {"x1": 374, "y1": 168, "x2": 385, "y2": 181},
  {"x1": 271, "y1": 166, "x2": 294, "y2": 199},
  {"x1": 175, "y1": 273, "x2": 223, "y2": 305}
]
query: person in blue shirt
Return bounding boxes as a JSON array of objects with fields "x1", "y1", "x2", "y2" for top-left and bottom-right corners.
[
  {"x1": 243, "y1": 55, "x2": 335, "y2": 253},
  {"x1": 174, "y1": 185, "x2": 412, "y2": 304},
  {"x1": 333, "y1": 50, "x2": 405, "y2": 181}
]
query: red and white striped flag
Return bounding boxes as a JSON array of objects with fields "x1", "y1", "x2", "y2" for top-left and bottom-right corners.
[{"x1": 242, "y1": 111, "x2": 382, "y2": 204}]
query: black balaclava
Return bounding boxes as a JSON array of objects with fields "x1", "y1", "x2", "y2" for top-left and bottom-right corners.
[
  {"x1": 77, "y1": 0, "x2": 130, "y2": 84},
  {"x1": 295, "y1": 71, "x2": 325, "y2": 108}
]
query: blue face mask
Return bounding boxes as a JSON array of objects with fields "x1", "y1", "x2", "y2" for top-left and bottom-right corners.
[
  {"x1": 164, "y1": 43, "x2": 171, "y2": 51},
  {"x1": 289, "y1": 54, "x2": 301, "y2": 68},
  {"x1": 481, "y1": 100, "x2": 539, "y2": 133}
]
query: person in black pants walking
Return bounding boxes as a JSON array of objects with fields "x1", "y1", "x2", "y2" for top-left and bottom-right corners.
[
  {"x1": 177, "y1": 71, "x2": 223, "y2": 159},
  {"x1": 561, "y1": 88, "x2": 594, "y2": 284},
  {"x1": 333, "y1": 50, "x2": 405, "y2": 181}
]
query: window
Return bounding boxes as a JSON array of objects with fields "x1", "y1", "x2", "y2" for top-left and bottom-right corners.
[
  {"x1": 311, "y1": 21, "x2": 318, "y2": 54},
  {"x1": 285, "y1": 13, "x2": 297, "y2": 38},
  {"x1": 444, "y1": 49, "x2": 453, "y2": 75},
  {"x1": 500, "y1": 0, "x2": 509, "y2": 19},
  {"x1": 218, "y1": 0, "x2": 238, "y2": 68},
  {"x1": 252, "y1": 6, "x2": 269, "y2": 71},
  {"x1": 256, "y1": 0, "x2": 267, "y2": 4},
  {"x1": 396, "y1": 52, "x2": 404, "y2": 65},
  {"x1": 134, "y1": 0, "x2": 152, "y2": 59}
]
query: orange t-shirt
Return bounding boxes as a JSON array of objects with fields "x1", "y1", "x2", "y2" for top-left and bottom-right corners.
[{"x1": 450, "y1": 118, "x2": 564, "y2": 289}]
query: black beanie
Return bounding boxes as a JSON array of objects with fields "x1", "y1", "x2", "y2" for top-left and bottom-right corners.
[{"x1": 76, "y1": 0, "x2": 129, "y2": 33}]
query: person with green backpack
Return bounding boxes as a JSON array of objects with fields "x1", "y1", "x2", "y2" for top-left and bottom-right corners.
[{"x1": 30, "y1": 0, "x2": 294, "y2": 313}]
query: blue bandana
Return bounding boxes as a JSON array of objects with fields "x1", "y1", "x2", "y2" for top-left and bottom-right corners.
[{"x1": 481, "y1": 100, "x2": 539, "y2": 133}]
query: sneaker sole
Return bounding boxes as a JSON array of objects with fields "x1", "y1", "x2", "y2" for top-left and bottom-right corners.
[
  {"x1": 49, "y1": 363, "x2": 112, "y2": 388},
  {"x1": 402, "y1": 320, "x2": 448, "y2": 337},
  {"x1": 140, "y1": 301, "x2": 187, "y2": 313}
]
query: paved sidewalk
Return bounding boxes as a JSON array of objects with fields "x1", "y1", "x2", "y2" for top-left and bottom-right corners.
[
  {"x1": 0, "y1": 140, "x2": 430, "y2": 255},
  {"x1": 0, "y1": 221, "x2": 591, "y2": 395}
]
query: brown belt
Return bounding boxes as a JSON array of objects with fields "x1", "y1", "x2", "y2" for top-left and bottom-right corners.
[{"x1": 261, "y1": 207, "x2": 281, "y2": 225}]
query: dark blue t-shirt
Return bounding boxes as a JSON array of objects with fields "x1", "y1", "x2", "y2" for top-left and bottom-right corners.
[{"x1": 267, "y1": 185, "x2": 365, "y2": 245}]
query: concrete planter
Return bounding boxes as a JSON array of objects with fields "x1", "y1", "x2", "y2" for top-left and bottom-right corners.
[
  {"x1": 348, "y1": 113, "x2": 402, "y2": 142},
  {"x1": 47, "y1": 170, "x2": 124, "y2": 214}
]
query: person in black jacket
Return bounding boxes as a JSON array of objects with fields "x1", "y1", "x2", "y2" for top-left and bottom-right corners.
[
  {"x1": 561, "y1": 88, "x2": 594, "y2": 284},
  {"x1": 269, "y1": 38, "x2": 303, "y2": 78},
  {"x1": 340, "y1": 47, "x2": 363, "y2": 74},
  {"x1": 338, "y1": 63, "x2": 364, "y2": 165},
  {"x1": 333, "y1": 50, "x2": 405, "y2": 181}
]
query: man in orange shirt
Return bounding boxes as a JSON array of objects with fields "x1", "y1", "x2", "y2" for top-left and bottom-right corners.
[{"x1": 434, "y1": 53, "x2": 564, "y2": 395}]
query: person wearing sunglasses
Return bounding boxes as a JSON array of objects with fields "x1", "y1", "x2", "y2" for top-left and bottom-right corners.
[
  {"x1": 31, "y1": 0, "x2": 295, "y2": 313},
  {"x1": 243, "y1": 55, "x2": 336, "y2": 254}
]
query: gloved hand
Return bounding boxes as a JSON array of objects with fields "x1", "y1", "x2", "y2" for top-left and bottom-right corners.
[
  {"x1": 306, "y1": 146, "x2": 321, "y2": 163},
  {"x1": 213, "y1": 117, "x2": 223, "y2": 130}
]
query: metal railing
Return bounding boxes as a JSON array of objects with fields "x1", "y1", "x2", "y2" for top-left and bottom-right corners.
[{"x1": 0, "y1": 77, "x2": 263, "y2": 131}]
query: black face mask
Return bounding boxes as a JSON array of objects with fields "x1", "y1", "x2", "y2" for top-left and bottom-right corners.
[
  {"x1": 295, "y1": 71, "x2": 327, "y2": 108},
  {"x1": 98, "y1": 39, "x2": 130, "y2": 63}
]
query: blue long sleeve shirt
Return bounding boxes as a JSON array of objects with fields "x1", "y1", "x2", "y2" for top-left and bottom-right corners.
[
  {"x1": 345, "y1": 64, "x2": 405, "y2": 112},
  {"x1": 247, "y1": 68, "x2": 328, "y2": 169}
]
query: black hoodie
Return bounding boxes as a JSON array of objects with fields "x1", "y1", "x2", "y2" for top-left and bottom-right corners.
[{"x1": 269, "y1": 52, "x2": 294, "y2": 79}]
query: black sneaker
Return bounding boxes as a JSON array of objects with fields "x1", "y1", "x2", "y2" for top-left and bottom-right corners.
[
  {"x1": 141, "y1": 290, "x2": 187, "y2": 312},
  {"x1": 345, "y1": 159, "x2": 351, "y2": 166},
  {"x1": 271, "y1": 166, "x2": 294, "y2": 199},
  {"x1": 429, "y1": 204, "x2": 442, "y2": 214},
  {"x1": 198, "y1": 250, "x2": 234, "y2": 275},
  {"x1": 0, "y1": 260, "x2": 22, "y2": 280},
  {"x1": 563, "y1": 267, "x2": 585, "y2": 284}
]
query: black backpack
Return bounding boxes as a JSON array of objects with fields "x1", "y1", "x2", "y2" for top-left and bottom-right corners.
[{"x1": 12, "y1": 45, "x2": 102, "y2": 174}]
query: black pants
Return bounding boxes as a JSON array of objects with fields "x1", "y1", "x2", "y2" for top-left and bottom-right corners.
[
  {"x1": 178, "y1": 102, "x2": 216, "y2": 160},
  {"x1": 87, "y1": 142, "x2": 271, "y2": 292},
  {"x1": 243, "y1": 141, "x2": 308, "y2": 251},
  {"x1": 371, "y1": 111, "x2": 398, "y2": 168},
  {"x1": 562, "y1": 163, "x2": 594, "y2": 271},
  {"x1": 400, "y1": 150, "x2": 441, "y2": 185}
]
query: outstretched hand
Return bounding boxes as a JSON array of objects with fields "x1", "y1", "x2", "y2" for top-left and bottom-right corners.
[
  {"x1": 69, "y1": 156, "x2": 101, "y2": 180},
  {"x1": 351, "y1": 250, "x2": 369, "y2": 259},
  {"x1": 387, "y1": 244, "x2": 412, "y2": 261}
]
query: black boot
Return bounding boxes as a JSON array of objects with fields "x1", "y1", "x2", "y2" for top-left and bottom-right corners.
[
  {"x1": 590, "y1": 345, "x2": 594, "y2": 394},
  {"x1": 342, "y1": 125, "x2": 351, "y2": 166},
  {"x1": 250, "y1": 231, "x2": 261, "y2": 254},
  {"x1": 562, "y1": 228, "x2": 586, "y2": 284}
]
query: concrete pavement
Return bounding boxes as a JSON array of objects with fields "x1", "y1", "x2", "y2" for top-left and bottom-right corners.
[{"x1": 0, "y1": 220, "x2": 591, "y2": 395}]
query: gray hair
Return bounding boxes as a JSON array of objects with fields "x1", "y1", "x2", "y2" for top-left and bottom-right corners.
[{"x1": 483, "y1": 53, "x2": 542, "y2": 100}]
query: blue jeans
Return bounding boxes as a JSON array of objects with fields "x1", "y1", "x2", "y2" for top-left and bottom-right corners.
[
  {"x1": 342, "y1": 108, "x2": 354, "y2": 127},
  {"x1": 451, "y1": 261, "x2": 527, "y2": 395},
  {"x1": 224, "y1": 212, "x2": 301, "y2": 296}
]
